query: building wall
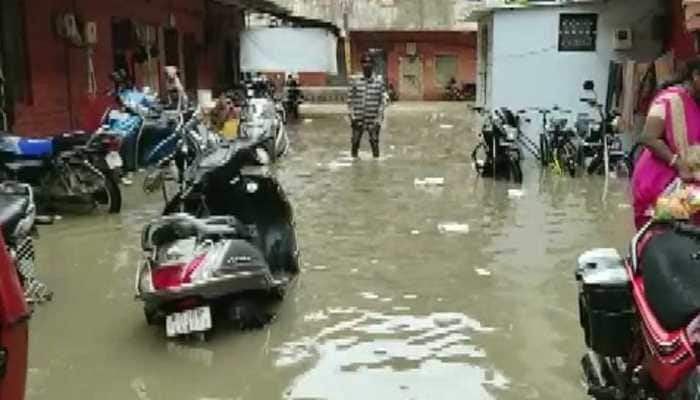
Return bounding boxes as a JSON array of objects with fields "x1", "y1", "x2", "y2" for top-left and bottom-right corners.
[
  {"x1": 273, "y1": 0, "x2": 477, "y2": 31},
  {"x1": 11, "y1": 0, "x2": 243, "y2": 136},
  {"x1": 484, "y1": 0, "x2": 663, "y2": 137},
  {"x1": 669, "y1": 0, "x2": 696, "y2": 60},
  {"x1": 351, "y1": 31, "x2": 476, "y2": 100}
]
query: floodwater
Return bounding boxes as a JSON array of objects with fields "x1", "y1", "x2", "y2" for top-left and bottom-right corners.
[{"x1": 26, "y1": 102, "x2": 634, "y2": 400}]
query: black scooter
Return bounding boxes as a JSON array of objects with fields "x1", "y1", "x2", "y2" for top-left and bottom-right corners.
[{"x1": 136, "y1": 138, "x2": 300, "y2": 338}]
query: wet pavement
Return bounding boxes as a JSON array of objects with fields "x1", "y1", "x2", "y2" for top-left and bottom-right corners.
[{"x1": 27, "y1": 102, "x2": 634, "y2": 400}]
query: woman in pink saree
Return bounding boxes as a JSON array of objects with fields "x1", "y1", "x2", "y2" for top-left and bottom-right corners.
[{"x1": 632, "y1": 59, "x2": 700, "y2": 229}]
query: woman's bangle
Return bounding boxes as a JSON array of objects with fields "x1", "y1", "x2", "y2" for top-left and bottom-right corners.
[{"x1": 670, "y1": 154, "x2": 679, "y2": 167}]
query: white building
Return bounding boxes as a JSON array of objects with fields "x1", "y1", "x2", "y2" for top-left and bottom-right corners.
[{"x1": 469, "y1": 0, "x2": 665, "y2": 134}]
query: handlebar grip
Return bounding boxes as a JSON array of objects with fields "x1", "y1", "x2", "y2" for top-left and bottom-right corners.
[{"x1": 675, "y1": 221, "x2": 700, "y2": 238}]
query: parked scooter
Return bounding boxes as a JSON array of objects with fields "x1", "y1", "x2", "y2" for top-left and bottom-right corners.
[
  {"x1": 0, "y1": 182, "x2": 52, "y2": 303},
  {"x1": 471, "y1": 106, "x2": 524, "y2": 184},
  {"x1": 136, "y1": 137, "x2": 300, "y2": 338},
  {"x1": 575, "y1": 217, "x2": 700, "y2": 399},
  {"x1": 0, "y1": 221, "x2": 29, "y2": 400},
  {"x1": 0, "y1": 131, "x2": 122, "y2": 214},
  {"x1": 239, "y1": 95, "x2": 289, "y2": 163}
]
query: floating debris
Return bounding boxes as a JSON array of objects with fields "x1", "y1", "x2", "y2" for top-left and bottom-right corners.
[
  {"x1": 438, "y1": 223, "x2": 470, "y2": 234},
  {"x1": 360, "y1": 292, "x2": 380, "y2": 300},
  {"x1": 303, "y1": 118, "x2": 314, "y2": 124},
  {"x1": 312, "y1": 265, "x2": 328, "y2": 271},
  {"x1": 403, "y1": 294, "x2": 418, "y2": 300},
  {"x1": 414, "y1": 177, "x2": 445, "y2": 186},
  {"x1": 618, "y1": 203, "x2": 631, "y2": 210},
  {"x1": 410, "y1": 229, "x2": 421, "y2": 235},
  {"x1": 475, "y1": 268, "x2": 492, "y2": 277},
  {"x1": 328, "y1": 161, "x2": 353, "y2": 170},
  {"x1": 507, "y1": 189, "x2": 525, "y2": 199},
  {"x1": 370, "y1": 259, "x2": 379, "y2": 265},
  {"x1": 440, "y1": 124, "x2": 454, "y2": 129}
]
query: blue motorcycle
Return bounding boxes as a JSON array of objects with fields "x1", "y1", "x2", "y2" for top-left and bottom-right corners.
[{"x1": 0, "y1": 131, "x2": 122, "y2": 213}]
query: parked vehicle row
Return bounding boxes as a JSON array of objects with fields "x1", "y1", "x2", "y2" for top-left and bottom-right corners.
[{"x1": 471, "y1": 80, "x2": 638, "y2": 184}]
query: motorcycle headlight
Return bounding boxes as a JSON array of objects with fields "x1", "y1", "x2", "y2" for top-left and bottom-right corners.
[
  {"x1": 505, "y1": 126, "x2": 518, "y2": 141},
  {"x1": 246, "y1": 181, "x2": 259, "y2": 193}
]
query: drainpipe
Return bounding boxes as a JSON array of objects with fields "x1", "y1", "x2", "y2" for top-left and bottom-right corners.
[{"x1": 343, "y1": 10, "x2": 351, "y2": 81}]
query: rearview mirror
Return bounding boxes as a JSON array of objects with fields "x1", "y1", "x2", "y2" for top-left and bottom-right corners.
[{"x1": 583, "y1": 80, "x2": 595, "y2": 91}]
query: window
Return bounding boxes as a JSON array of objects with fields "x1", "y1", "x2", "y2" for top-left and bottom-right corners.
[
  {"x1": 559, "y1": 13, "x2": 598, "y2": 52},
  {"x1": 435, "y1": 55, "x2": 458, "y2": 86},
  {"x1": 0, "y1": 0, "x2": 30, "y2": 129}
]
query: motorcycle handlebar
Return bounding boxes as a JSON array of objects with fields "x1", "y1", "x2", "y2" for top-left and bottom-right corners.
[{"x1": 675, "y1": 221, "x2": 700, "y2": 238}]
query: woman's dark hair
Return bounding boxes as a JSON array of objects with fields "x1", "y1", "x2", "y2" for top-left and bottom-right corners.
[{"x1": 659, "y1": 56, "x2": 700, "y2": 90}]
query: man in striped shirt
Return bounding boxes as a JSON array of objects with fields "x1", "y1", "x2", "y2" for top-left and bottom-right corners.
[{"x1": 348, "y1": 53, "x2": 386, "y2": 158}]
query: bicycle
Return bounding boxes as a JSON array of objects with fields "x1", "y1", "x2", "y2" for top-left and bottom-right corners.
[{"x1": 532, "y1": 106, "x2": 578, "y2": 177}]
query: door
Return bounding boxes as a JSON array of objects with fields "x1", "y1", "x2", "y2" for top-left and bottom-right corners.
[
  {"x1": 399, "y1": 56, "x2": 423, "y2": 100},
  {"x1": 183, "y1": 34, "x2": 198, "y2": 92},
  {"x1": 0, "y1": 234, "x2": 29, "y2": 400},
  {"x1": 163, "y1": 28, "x2": 180, "y2": 68},
  {"x1": 368, "y1": 48, "x2": 388, "y2": 82}
]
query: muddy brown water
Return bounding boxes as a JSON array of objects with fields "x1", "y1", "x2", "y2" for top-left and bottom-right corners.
[{"x1": 26, "y1": 102, "x2": 634, "y2": 400}]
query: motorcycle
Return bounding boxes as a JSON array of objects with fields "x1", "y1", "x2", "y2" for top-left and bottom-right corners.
[
  {"x1": 136, "y1": 137, "x2": 300, "y2": 338},
  {"x1": 239, "y1": 96, "x2": 289, "y2": 163},
  {"x1": 102, "y1": 70, "x2": 183, "y2": 172},
  {"x1": 580, "y1": 80, "x2": 632, "y2": 179},
  {"x1": 0, "y1": 131, "x2": 122, "y2": 214},
  {"x1": 143, "y1": 108, "x2": 220, "y2": 204},
  {"x1": 575, "y1": 218, "x2": 700, "y2": 399},
  {"x1": 446, "y1": 81, "x2": 476, "y2": 101},
  {"x1": 283, "y1": 86, "x2": 303, "y2": 122},
  {"x1": 0, "y1": 182, "x2": 52, "y2": 303},
  {"x1": 471, "y1": 106, "x2": 524, "y2": 184}
]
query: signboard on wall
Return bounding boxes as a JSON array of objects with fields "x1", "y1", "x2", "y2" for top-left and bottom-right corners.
[{"x1": 240, "y1": 28, "x2": 338, "y2": 73}]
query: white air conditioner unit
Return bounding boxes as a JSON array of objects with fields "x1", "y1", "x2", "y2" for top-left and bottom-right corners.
[
  {"x1": 406, "y1": 42, "x2": 417, "y2": 56},
  {"x1": 613, "y1": 28, "x2": 632, "y2": 50}
]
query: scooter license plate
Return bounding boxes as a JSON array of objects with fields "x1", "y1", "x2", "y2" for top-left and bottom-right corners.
[
  {"x1": 166, "y1": 306, "x2": 212, "y2": 338},
  {"x1": 105, "y1": 151, "x2": 123, "y2": 170}
]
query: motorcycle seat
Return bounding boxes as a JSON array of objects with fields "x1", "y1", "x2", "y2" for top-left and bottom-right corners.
[
  {"x1": 642, "y1": 229, "x2": 700, "y2": 331},
  {"x1": 0, "y1": 194, "x2": 29, "y2": 240},
  {"x1": 52, "y1": 131, "x2": 91, "y2": 153},
  {"x1": 0, "y1": 134, "x2": 53, "y2": 158}
]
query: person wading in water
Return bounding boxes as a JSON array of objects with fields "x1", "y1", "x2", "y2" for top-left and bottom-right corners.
[{"x1": 348, "y1": 53, "x2": 386, "y2": 159}]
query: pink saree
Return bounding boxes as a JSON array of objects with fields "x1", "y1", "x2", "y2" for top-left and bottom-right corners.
[{"x1": 632, "y1": 86, "x2": 700, "y2": 229}]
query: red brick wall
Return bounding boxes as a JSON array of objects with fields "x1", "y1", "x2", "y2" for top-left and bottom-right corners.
[
  {"x1": 298, "y1": 72, "x2": 328, "y2": 86},
  {"x1": 12, "y1": 0, "x2": 242, "y2": 136},
  {"x1": 350, "y1": 31, "x2": 477, "y2": 101},
  {"x1": 669, "y1": 0, "x2": 696, "y2": 61}
]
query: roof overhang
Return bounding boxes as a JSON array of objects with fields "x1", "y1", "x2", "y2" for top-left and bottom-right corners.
[
  {"x1": 214, "y1": 0, "x2": 341, "y2": 36},
  {"x1": 462, "y1": 0, "x2": 605, "y2": 21}
]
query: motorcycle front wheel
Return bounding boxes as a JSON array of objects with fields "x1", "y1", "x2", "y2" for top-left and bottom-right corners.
[
  {"x1": 55, "y1": 163, "x2": 122, "y2": 214},
  {"x1": 471, "y1": 142, "x2": 490, "y2": 176},
  {"x1": 508, "y1": 150, "x2": 523, "y2": 184}
]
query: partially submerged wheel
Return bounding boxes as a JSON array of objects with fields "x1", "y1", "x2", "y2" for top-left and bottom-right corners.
[
  {"x1": 471, "y1": 142, "x2": 490, "y2": 175},
  {"x1": 72, "y1": 163, "x2": 122, "y2": 214},
  {"x1": 508, "y1": 149, "x2": 523, "y2": 184},
  {"x1": 558, "y1": 142, "x2": 578, "y2": 178}
]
